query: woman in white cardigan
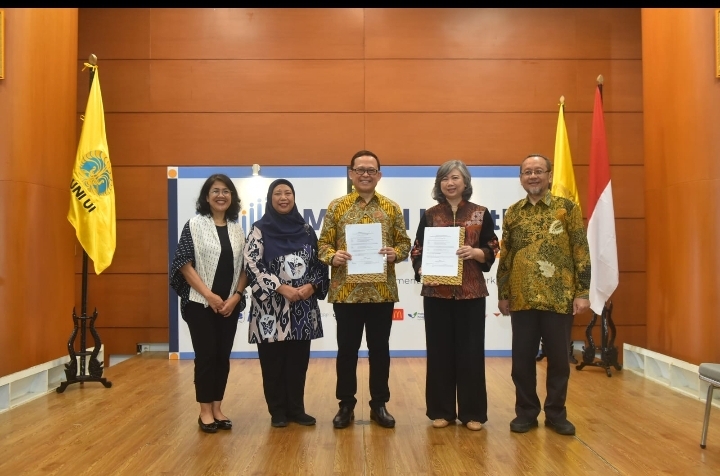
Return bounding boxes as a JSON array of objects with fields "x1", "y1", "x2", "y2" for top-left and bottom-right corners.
[{"x1": 170, "y1": 174, "x2": 249, "y2": 433}]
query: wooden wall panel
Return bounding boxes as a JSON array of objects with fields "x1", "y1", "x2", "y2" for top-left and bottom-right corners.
[
  {"x1": 78, "y1": 8, "x2": 151, "y2": 60},
  {"x1": 111, "y1": 167, "x2": 168, "y2": 220},
  {"x1": 364, "y1": 112, "x2": 643, "y2": 166},
  {"x1": 0, "y1": 183, "x2": 76, "y2": 377},
  {"x1": 80, "y1": 60, "x2": 365, "y2": 113},
  {"x1": 74, "y1": 220, "x2": 167, "y2": 274},
  {"x1": 365, "y1": 9, "x2": 641, "y2": 60},
  {"x1": 643, "y1": 8, "x2": 720, "y2": 364},
  {"x1": 0, "y1": 9, "x2": 78, "y2": 378},
  {"x1": 104, "y1": 113, "x2": 365, "y2": 167},
  {"x1": 75, "y1": 60, "x2": 151, "y2": 113},
  {"x1": 365, "y1": 60, "x2": 642, "y2": 113},
  {"x1": 150, "y1": 8, "x2": 364, "y2": 59},
  {"x1": 75, "y1": 274, "x2": 168, "y2": 328},
  {"x1": 574, "y1": 112, "x2": 643, "y2": 166},
  {"x1": 615, "y1": 219, "x2": 646, "y2": 272},
  {"x1": 574, "y1": 165, "x2": 644, "y2": 219}
]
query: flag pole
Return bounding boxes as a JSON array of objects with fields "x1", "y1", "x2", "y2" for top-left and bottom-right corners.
[
  {"x1": 57, "y1": 54, "x2": 112, "y2": 393},
  {"x1": 576, "y1": 74, "x2": 621, "y2": 376}
]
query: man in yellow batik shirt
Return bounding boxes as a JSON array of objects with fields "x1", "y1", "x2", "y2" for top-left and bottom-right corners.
[
  {"x1": 497, "y1": 154, "x2": 590, "y2": 437},
  {"x1": 318, "y1": 150, "x2": 411, "y2": 430}
]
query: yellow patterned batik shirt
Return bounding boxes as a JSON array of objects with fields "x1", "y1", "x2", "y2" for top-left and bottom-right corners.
[
  {"x1": 318, "y1": 191, "x2": 411, "y2": 303},
  {"x1": 496, "y1": 191, "x2": 590, "y2": 315}
]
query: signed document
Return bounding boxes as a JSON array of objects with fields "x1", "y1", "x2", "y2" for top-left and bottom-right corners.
[
  {"x1": 346, "y1": 223, "x2": 385, "y2": 276},
  {"x1": 422, "y1": 227, "x2": 465, "y2": 286}
]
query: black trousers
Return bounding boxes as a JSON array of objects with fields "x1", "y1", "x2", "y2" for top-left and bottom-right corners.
[
  {"x1": 424, "y1": 297, "x2": 488, "y2": 424},
  {"x1": 333, "y1": 302, "x2": 394, "y2": 410},
  {"x1": 511, "y1": 309, "x2": 574, "y2": 422},
  {"x1": 256, "y1": 340, "x2": 312, "y2": 419},
  {"x1": 184, "y1": 301, "x2": 239, "y2": 403}
]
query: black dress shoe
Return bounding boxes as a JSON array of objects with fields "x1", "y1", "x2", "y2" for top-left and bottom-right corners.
[
  {"x1": 271, "y1": 416, "x2": 288, "y2": 428},
  {"x1": 332, "y1": 406, "x2": 354, "y2": 429},
  {"x1": 214, "y1": 418, "x2": 232, "y2": 430},
  {"x1": 289, "y1": 413, "x2": 316, "y2": 426},
  {"x1": 198, "y1": 417, "x2": 218, "y2": 433},
  {"x1": 545, "y1": 418, "x2": 576, "y2": 435},
  {"x1": 510, "y1": 417, "x2": 538, "y2": 433},
  {"x1": 370, "y1": 406, "x2": 395, "y2": 428}
]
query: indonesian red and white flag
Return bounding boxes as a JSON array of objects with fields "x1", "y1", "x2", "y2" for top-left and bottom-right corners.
[{"x1": 587, "y1": 85, "x2": 619, "y2": 315}]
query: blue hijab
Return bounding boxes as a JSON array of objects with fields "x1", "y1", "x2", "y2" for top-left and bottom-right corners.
[{"x1": 254, "y1": 179, "x2": 314, "y2": 263}]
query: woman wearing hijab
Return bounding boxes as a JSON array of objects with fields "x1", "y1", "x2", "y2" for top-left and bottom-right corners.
[
  {"x1": 170, "y1": 173, "x2": 249, "y2": 433},
  {"x1": 244, "y1": 179, "x2": 329, "y2": 428}
]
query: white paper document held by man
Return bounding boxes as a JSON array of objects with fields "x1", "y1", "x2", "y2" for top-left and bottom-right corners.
[{"x1": 345, "y1": 223, "x2": 385, "y2": 275}]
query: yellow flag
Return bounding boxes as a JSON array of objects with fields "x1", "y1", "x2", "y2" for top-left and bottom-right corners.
[
  {"x1": 67, "y1": 67, "x2": 116, "y2": 274},
  {"x1": 551, "y1": 101, "x2": 581, "y2": 212}
]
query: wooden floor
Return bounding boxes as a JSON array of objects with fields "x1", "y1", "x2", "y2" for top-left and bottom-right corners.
[{"x1": 1, "y1": 353, "x2": 719, "y2": 475}]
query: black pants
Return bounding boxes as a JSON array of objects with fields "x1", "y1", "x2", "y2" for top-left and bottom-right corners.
[
  {"x1": 424, "y1": 297, "x2": 487, "y2": 424},
  {"x1": 184, "y1": 301, "x2": 239, "y2": 403},
  {"x1": 511, "y1": 309, "x2": 574, "y2": 422},
  {"x1": 257, "y1": 340, "x2": 311, "y2": 419},
  {"x1": 333, "y1": 302, "x2": 394, "y2": 410}
]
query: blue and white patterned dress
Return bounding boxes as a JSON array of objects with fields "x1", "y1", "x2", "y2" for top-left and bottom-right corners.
[{"x1": 244, "y1": 225, "x2": 329, "y2": 343}]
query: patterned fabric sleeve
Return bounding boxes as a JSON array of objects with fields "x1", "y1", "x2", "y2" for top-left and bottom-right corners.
[
  {"x1": 244, "y1": 225, "x2": 282, "y2": 303},
  {"x1": 410, "y1": 210, "x2": 427, "y2": 283},
  {"x1": 169, "y1": 221, "x2": 194, "y2": 303},
  {"x1": 567, "y1": 202, "x2": 591, "y2": 299},
  {"x1": 317, "y1": 199, "x2": 338, "y2": 265},
  {"x1": 307, "y1": 227, "x2": 330, "y2": 300},
  {"x1": 478, "y1": 208, "x2": 500, "y2": 273},
  {"x1": 496, "y1": 205, "x2": 515, "y2": 301},
  {"x1": 391, "y1": 202, "x2": 411, "y2": 262}
]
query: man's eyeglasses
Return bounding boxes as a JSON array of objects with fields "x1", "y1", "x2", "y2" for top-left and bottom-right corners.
[
  {"x1": 350, "y1": 168, "x2": 379, "y2": 176},
  {"x1": 210, "y1": 189, "x2": 232, "y2": 196},
  {"x1": 521, "y1": 170, "x2": 550, "y2": 177}
]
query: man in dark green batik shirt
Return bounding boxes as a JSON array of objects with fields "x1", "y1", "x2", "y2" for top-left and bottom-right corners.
[{"x1": 497, "y1": 154, "x2": 591, "y2": 437}]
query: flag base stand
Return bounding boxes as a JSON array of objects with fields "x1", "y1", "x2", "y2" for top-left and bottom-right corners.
[
  {"x1": 56, "y1": 251, "x2": 112, "y2": 393},
  {"x1": 575, "y1": 300, "x2": 622, "y2": 377}
]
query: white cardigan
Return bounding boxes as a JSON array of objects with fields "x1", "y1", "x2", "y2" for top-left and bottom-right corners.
[{"x1": 188, "y1": 214, "x2": 246, "y2": 306}]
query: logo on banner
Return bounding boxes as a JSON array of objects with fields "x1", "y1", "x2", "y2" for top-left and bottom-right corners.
[
  {"x1": 392, "y1": 309, "x2": 404, "y2": 320},
  {"x1": 406, "y1": 311, "x2": 424, "y2": 320}
]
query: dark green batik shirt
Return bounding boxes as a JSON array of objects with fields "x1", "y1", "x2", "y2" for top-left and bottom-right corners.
[{"x1": 497, "y1": 191, "x2": 591, "y2": 315}]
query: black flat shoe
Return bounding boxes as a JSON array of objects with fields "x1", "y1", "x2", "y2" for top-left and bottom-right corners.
[
  {"x1": 271, "y1": 416, "x2": 288, "y2": 428},
  {"x1": 198, "y1": 417, "x2": 218, "y2": 433},
  {"x1": 214, "y1": 418, "x2": 232, "y2": 430},
  {"x1": 510, "y1": 417, "x2": 538, "y2": 433},
  {"x1": 545, "y1": 418, "x2": 576, "y2": 436},
  {"x1": 370, "y1": 406, "x2": 395, "y2": 428},
  {"x1": 289, "y1": 413, "x2": 316, "y2": 426},
  {"x1": 332, "y1": 406, "x2": 354, "y2": 429}
]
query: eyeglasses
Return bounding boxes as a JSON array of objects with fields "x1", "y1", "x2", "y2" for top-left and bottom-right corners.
[
  {"x1": 521, "y1": 170, "x2": 550, "y2": 177},
  {"x1": 210, "y1": 188, "x2": 232, "y2": 196},
  {"x1": 351, "y1": 168, "x2": 379, "y2": 176}
]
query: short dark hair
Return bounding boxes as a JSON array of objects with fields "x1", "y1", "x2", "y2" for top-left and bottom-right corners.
[
  {"x1": 432, "y1": 160, "x2": 473, "y2": 203},
  {"x1": 350, "y1": 150, "x2": 380, "y2": 170},
  {"x1": 521, "y1": 154, "x2": 553, "y2": 173},
  {"x1": 196, "y1": 174, "x2": 241, "y2": 221}
]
